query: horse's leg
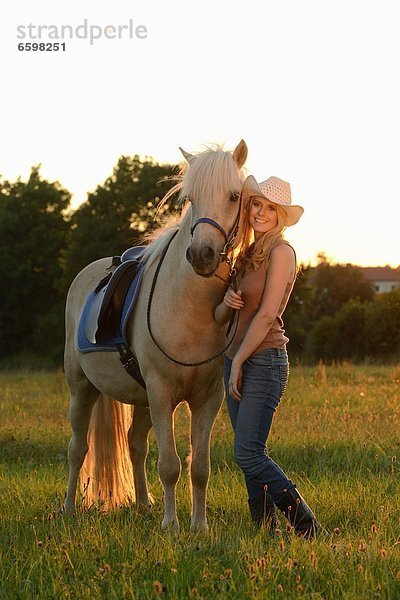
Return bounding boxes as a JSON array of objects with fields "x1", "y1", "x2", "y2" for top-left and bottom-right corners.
[
  {"x1": 147, "y1": 388, "x2": 181, "y2": 530},
  {"x1": 128, "y1": 405, "x2": 153, "y2": 507},
  {"x1": 190, "y1": 392, "x2": 223, "y2": 531},
  {"x1": 65, "y1": 378, "x2": 100, "y2": 514}
]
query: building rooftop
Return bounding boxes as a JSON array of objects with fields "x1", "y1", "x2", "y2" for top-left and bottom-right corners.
[{"x1": 358, "y1": 266, "x2": 400, "y2": 282}]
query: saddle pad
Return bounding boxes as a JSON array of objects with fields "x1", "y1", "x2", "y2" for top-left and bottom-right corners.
[{"x1": 77, "y1": 264, "x2": 145, "y2": 353}]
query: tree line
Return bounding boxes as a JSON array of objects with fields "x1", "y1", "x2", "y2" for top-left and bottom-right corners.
[{"x1": 1, "y1": 156, "x2": 399, "y2": 366}]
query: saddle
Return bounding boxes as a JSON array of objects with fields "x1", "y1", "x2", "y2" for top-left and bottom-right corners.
[
  {"x1": 78, "y1": 246, "x2": 147, "y2": 389},
  {"x1": 84, "y1": 246, "x2": 146, "y2": 344}
]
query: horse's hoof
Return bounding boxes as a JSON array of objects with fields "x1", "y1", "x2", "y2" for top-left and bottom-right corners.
[
  {"x1": 190, "y1": 522, "x2": 208, "y2": 533},
  {"x1": 161, "y1": 518, "x2": 180, "y2": 532}
]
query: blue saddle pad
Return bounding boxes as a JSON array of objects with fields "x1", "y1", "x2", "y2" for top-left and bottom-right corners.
[{"x1": 77, "y1": 264, "x2": 145, "y2": 353}]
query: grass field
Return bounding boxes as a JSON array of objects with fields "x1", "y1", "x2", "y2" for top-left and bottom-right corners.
[{"x1": 0, "y1": 365, "x2": 399, "y2": 599}]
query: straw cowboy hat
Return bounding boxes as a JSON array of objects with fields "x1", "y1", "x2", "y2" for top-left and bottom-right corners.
[{"x1": 242, "y1": 175, "x2": 304, "y2": 226}]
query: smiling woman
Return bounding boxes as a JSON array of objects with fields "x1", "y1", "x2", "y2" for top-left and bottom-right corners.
[
  {"x1": 249, "y1": 197, "x2": 279, "y2": 238},
  {"x1": 215, "y1": 174, "x2": 328, "y2": 538}
]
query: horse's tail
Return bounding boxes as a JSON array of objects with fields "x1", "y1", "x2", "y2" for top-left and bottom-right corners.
[{"x1": 80, "y1": 395, "x2": 135, "y2": 510}]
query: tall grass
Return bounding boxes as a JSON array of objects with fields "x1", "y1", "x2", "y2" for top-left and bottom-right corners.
[{"x1": 0, "y1": 365, "x2": 399, "y2": 599}]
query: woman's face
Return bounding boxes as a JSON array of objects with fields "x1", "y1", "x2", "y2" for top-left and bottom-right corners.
[{"x1": 249, "y1": 196, "x2": 278, "y2": 239}]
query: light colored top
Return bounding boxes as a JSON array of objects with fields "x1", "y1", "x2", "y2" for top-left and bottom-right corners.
[{"x1": 225, "y1": 240, "x2": 296, "y2": 360}]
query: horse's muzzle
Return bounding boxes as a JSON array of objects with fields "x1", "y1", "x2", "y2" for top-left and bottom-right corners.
[{"x1": 186, "y1": 244, "x2": 219, "y2": 277}]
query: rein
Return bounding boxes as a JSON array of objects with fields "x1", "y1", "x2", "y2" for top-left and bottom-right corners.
[{"x1": 146, "y1": 229, "x2": 239, "y2": 367}]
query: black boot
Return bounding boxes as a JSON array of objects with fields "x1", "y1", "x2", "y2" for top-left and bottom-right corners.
[
  {"x1": 248, "y1": 490, "x2": 277, "y2": 529},
  {"x1": 275, "y1": 487, "x2": 328, "y2": 539}
]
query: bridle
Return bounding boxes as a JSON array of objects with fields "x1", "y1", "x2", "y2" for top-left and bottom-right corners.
[
  {"x1": 146, "y1": 192, "x2": 243, "y2": 367},
  {"x1": 187, "y1": 191, "x2": 242, "y2": 278}
]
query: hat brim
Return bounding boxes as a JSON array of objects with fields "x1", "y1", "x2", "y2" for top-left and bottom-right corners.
[{"x1": 242, "y1": 175, "x2": 304, "y2": 226}]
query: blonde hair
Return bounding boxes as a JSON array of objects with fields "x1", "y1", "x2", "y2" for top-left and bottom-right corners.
[{"x1": 235, "y1": 199, "x2": 289, "y2": 272}]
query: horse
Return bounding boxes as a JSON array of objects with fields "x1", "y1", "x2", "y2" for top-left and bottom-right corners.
[{"x1": 64, "y1": 140, "x2": 248, "y2": 531}]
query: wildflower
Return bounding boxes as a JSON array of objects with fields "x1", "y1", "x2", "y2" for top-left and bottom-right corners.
[
  {"x1": 277, "y1": 584, "x2": 283, "y2": 592},
  {"x1": 310, "y1": 552, "x2": 318, "y2": 571},
  {"x1": 279, "y1": 539, "x2": 285, "y2": 553},
  {"x1": 256, "y1": 558, "x2": 266, "y2": 570},
  {"x1": 392, "y1": 456, "x2": 397, "y2": 463},
  {"x1": 358, "y1": 540, "x2": 367, "y2": 552},
  {"x1": 380, "y1": 548, "x2": 387, "y2": 559},
  {"x1": 264, "y1": 552, "x2": 272, "y2": 563},
  {"x1": 371, "y1": 524, "x2": 378, "y2": 534},
  {"x1": 153, "y1": 581, "x2": 165, "y2": 595},
  {"x1": 357, "y1": 564, "x2": 363, "y2": 573},
  {"x1": 224, "y1": 568, "x2": 232, "y2": 578},
  {"x1": 333, "y1": 527, "x2": 340, "y2": 535}
]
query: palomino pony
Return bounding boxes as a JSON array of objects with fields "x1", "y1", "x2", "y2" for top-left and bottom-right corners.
[{"x1": 64, "y1": 140, "x2": 248, "y2": 531}]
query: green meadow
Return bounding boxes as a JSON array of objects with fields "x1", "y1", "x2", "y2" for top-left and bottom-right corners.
[{"x1": 0, "y1": 365, "x2": 399, "y2": 599}]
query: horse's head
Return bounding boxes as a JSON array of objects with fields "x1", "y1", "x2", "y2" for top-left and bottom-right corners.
[{"x1": 180, "y1": 140, "x2": 248, "y2": 277}]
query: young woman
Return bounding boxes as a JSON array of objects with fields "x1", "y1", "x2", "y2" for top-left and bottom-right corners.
[{"x1": 215, "y1": 175, "x2": 326, "y2": 538}]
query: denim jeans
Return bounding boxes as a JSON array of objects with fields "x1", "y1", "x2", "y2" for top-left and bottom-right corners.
[{"x1": 224, "y1": 348, "x2": 295, "y2": 504}]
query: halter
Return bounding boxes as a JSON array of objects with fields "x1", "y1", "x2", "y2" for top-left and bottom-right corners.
[{"x1": 186, "y1": 192, "x2": 242, "y2": 267}]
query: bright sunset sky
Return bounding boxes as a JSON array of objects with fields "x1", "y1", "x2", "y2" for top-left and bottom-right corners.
[{"x1": 2, "y1": 0, "x2": 399, "y2": 267}]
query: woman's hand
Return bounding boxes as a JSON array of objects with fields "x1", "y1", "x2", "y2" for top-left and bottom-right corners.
[
  {"x1": 229, "y1": 359, "x2": 243, "y2": 401},
  {"x1": 224, "y1": 289, "x2": 244, "y2": 310}
]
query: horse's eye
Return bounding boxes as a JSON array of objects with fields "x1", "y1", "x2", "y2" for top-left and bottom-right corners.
[{"x1": 229, "y1": 192, "x2": 240, "y2": 203}]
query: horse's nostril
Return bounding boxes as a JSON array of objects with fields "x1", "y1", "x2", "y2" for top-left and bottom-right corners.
[
  {"x1": 200, "y1": 245, "x2": 215, "y2": 264},
  {"x1": 186, "y1": 247, "x2": 192, "y2": 264}
]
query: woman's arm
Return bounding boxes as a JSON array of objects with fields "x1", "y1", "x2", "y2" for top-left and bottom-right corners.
[{"x1": 229, "y1": 244, "x2": 295, "y2": 399}]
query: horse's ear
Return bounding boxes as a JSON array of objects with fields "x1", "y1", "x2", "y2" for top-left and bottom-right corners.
[
  {"x1": 179, "y1": 147, "x2": 196, "y2": 164},
  {"x1": 233, "y1": 139, "x2": 248, "y2": 168}
]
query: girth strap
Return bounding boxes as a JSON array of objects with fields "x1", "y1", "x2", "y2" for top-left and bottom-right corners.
[{"x1": 117, "y1": 343, "x2": 146, "y2": 389}]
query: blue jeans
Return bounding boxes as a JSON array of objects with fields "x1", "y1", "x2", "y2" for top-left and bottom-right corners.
[{"x1": 224, "y1": 348, "x2": 295, "y2": 504}]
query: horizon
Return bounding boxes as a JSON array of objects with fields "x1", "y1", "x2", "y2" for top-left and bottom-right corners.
[{"x1": 3, "y1": 153, "x2": 399, "y2": 270}]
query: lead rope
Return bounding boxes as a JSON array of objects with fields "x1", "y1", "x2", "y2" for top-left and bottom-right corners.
[{"x1": 147, "y1": 231, "x2": 239, "y2": 367}]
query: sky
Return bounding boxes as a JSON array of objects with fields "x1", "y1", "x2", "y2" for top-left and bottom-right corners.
[{"x1": 2, "y1": 0, "x2": 400, "y2": 267}]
